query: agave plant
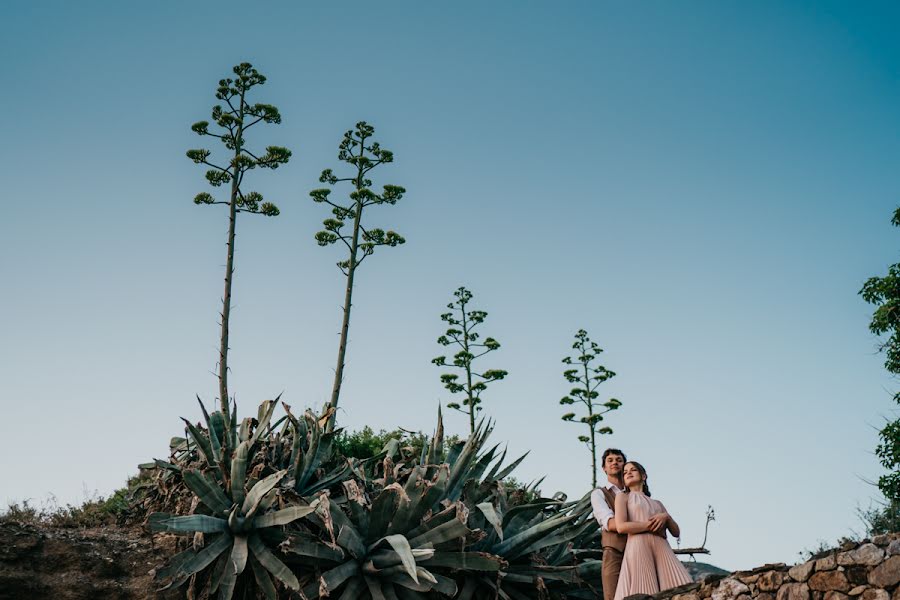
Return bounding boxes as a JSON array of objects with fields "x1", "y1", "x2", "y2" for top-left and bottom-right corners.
[
  {"x1": 147, "y1": 402, "x2": 603, "y2": 599},
  {"x1": 151, "y1": 470, "x2": 318, "y2": 597},
  {"x1": 149, "y1": 399, "x2": 348, "y2": 598}
]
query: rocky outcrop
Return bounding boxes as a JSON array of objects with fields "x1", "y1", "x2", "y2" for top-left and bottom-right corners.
[
  {"x1": 0, "y1": 522, "x2": 182, "y2": 600},
  {"x1": 643, "y1": 534, "x2": 900, "y2": 600}
]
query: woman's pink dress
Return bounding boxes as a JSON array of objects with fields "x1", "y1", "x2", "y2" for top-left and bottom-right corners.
[{"x1": 613, "y1": 492, "x2": 693, "y2": 600}]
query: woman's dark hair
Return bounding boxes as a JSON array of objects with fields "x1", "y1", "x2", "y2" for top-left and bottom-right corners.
[{"x1": 624, "y1": 461, "x2": 651, "y2": 497}]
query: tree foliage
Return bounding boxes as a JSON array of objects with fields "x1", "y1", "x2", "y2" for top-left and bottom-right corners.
[
  {"x1": 432, "y1": 287, "x2": 508, "y2": 434},
  {"x1": 559, "y1": 329, "x2": 622, "y2": 488},
  {"x1": 859, "y1": 206, "x2": 900, "y2": 508},
  {"x1": 187, "y1": 62, "x2": 291, "y2": 421},
  {"x1": 311, "y1": 122, "x2": 406, "y2": 431}
]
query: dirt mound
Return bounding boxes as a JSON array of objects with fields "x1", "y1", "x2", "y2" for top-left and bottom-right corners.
[{"x1": 0, "y1": 521, "x2": 182, "y2": 600}]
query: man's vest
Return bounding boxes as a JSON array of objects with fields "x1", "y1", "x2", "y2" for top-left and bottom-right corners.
[{"x1": 599, "y1": 487, "x2": 627, "y2": 552}]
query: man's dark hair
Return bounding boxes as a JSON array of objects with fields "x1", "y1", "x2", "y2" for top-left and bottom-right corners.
[{"x1": 601, "y1": 448, "x2": 626, "y2": 467}]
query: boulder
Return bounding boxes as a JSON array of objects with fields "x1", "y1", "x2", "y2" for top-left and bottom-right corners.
[
  {"x1": 817, "y1": 556, "x2": 838, "y2": 572},
  {"x1": 759, "y1": 571, "x2": 786, "y2": 592},
  {"x1": 809, "y1": 571, "x2": 850, "y2": 592},
  {"x1": 791, "y1": 562, "x2": 816, "y2": 583},
  {"x1": 861, "y1": 590, "x2": 889, "y2": 600},
  {"x1": 712, "y1": 578, "x2": 751, "y2": 600},
  {"x1": 839, "y1": 545, "x2": 885, "y2": 567},
  {"x1": 777, "y1": 583, "x2": 811, "y2": 600},
  {"x1": 887, "y1": 540, "x2": 900, "y2": 558},
  {"x1": 868, "y1": 555, "x2": 900, "y2": 588}
]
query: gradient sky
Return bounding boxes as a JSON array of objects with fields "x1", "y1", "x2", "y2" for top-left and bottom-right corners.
[{"x1": 2, "y1": 1, "x2": 899, "y2": 571}]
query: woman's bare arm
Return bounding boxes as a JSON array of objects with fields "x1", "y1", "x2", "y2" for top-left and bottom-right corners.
[
  {"x1": 614, "y1": 492, "x2": 650, "y2": 535},
  {"x1": 658, "y1": 501, "x2": 680, "y2": 537}
]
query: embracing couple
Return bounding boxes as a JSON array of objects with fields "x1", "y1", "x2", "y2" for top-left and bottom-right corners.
[{"x1": 590, "y1": 448, "x2": 693, "y2": 600}]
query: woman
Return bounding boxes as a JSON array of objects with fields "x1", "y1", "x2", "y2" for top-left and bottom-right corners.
[{"x1": 613, "y1": 461, "x2": 692, "y2": 600}]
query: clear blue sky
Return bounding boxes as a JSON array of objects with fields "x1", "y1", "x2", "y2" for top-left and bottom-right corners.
[{"x1": 2, "y1": 1, "x2": 899, "y2": 571}]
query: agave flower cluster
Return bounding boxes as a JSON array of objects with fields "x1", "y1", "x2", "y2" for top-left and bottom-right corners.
[{"x1": 146, "y1": 401, "x2": 604, "y2": 599}]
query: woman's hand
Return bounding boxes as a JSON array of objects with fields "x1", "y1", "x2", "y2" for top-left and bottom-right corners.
[{"x1": 647, "y1": 513, "x2": 669, "y2": 532}]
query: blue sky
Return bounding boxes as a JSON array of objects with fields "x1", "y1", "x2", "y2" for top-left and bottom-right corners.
[{"x1": 2, "y1": 1, "x2": 899, "y2": 570}]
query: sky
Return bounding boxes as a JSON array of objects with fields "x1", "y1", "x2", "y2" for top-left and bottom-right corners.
[{"x1": 2, "y1": 0, "x2": 899, "y2": 571}]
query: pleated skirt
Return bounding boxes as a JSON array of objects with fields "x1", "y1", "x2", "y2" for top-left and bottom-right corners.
[{"x1": 613, "y1": 533, "x2": 693, "y2": 600}]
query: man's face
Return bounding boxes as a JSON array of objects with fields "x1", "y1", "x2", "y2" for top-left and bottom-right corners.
[{"x1": 602, "y1": 453, "x2": 624, "y2": 478}]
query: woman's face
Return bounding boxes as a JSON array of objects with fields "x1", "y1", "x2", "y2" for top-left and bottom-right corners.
[{"x1": 623, "y1": 463, "x2": 643, "y2": 487}]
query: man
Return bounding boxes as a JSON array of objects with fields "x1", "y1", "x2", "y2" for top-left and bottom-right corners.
[{"x1": 591, "y1": 448, "x2": 627, "y2": 600}]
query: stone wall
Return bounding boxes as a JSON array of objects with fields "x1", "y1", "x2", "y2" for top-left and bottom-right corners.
[{"x1": 647, "y1": 534, "x2": 900, "y2": 600}]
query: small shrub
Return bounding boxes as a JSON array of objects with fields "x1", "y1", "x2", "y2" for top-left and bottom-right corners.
[{"x1": 859, "y1": 499, "x2": 900, "y2": 536}]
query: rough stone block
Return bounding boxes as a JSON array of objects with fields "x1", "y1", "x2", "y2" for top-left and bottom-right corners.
[
  {"x1": 824, "y1": 592, "x2": 849, "y2": 600},
  {"x1": 791, "y1": 562, "x2": 816, "y2": 583},
  {"x1": 758, "y1": 593, "x2": 775, "y2": 600},
  {"x1": 887, "y1": 540, "x2": 900, "y2": 557},
  {"x1": 713, "y1": 578, "x2": 752, "y2": 600},
  {"x1": 861, "y1": 589, "x2": 890, "y2": 600},
  {"x1": 872, "y1": 535, "x2": 890, "y2": 547},
  {"x1": 759, "y1": 571, "x2": 786, "y2": 592},
  {"x1": 818, "y1": 556, "x2": 838, "y2": 572},
  {"x1": 839, "y1": 545, "x2": 885, "y2": 567},
  {"x1": 848, "y1": 586, "x2": 867, "y2": 596},
  {"x1": 777, "y1": 583, "x2": 811, "y2": 600},
  {"x1": 809, "y1": 571, "x2": 850, "y2": 592},
  {"x1": 868, "y1": 555, "x2": 900, "y2": 588}
]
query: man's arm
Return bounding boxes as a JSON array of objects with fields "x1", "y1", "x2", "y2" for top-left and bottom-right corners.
[
  {"x1": 615, "y1": 492, "x2": 650, "y2": 535},
  {"x1": 590, "y1": 488, "x2": 617, "y2": 532}
]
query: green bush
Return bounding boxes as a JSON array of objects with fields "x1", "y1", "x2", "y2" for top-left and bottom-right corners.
[
  {"x1": 859, "y1": 500, "x2": 900, "y2": 536},
  {"x1": 0, "y1": 472, "x2": 151, "y2": 528}
]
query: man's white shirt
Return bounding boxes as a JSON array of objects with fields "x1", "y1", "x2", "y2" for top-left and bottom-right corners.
[{"x1": 590, "y1": 480, "x2": 625, "y2": 532}]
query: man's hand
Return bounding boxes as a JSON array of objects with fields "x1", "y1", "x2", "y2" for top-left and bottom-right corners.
[{"x1": 647, "y1": 513, "x2": 669, "y2": 533}]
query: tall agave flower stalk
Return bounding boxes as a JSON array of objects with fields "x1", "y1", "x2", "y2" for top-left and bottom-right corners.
[{"x1": 147, "y1": 403, "x2": 603, "y2": 599}]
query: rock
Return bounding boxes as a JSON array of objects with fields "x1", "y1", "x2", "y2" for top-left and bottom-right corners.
[
  {"x1": 892, "y1": 588, "x2": 900, "y2": 600},
  {"x1": 758, "y1": 593, "x2": 775, "y2": 600},
  {"x1": 848, "y1": 587, "x2": 867, "y2": 596},
  {"x1": 868, "y1": 555, "x2": 900, "y2": 588},
  {"x1": 861, "y1": 590, "x2": 889, "y2": 600},
  {"x1": 777, "y1": 583, "x2": 811, "y2": 600},
  {"x1": 839, "y1": 545, "x2": 885, "y2": 567},
  {"x1": 809, "y1": 571, "x2": 851, "y2": 592},
  {"x1": 872, "y1": 535, "x2": 890, "y2": 547},
  {"x1": 824, "y1": 592, "x2": 849, "y2": 600},
  {"x1": 817, "y1": 556, "x2": 838, "y2": 571},
  {"x1": 791, "y1": 562, "x2": 816, "y2": 583},
  {"x1": 713, "y1": 578, "x2": 752, "y2": 600},
  {"x1": 887, "y1": 540, "x2": 900, "y2": 557},
  {"x1": 668, "y1": 583, "x2": 702, "y2": 598},
  {"x1": 759, "y1": 571, "x2": 786, "y2": 592},
  {"x1": 740, "y1": 574, "x2": 761, "y2": 585}
]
